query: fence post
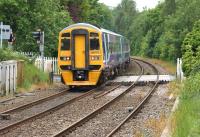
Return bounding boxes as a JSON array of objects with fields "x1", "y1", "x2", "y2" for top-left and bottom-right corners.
[
  {"x1": 17, "y1": 60, "x2": 24, "y2": 87},
  {"x1": 180, "y1": 58, "x2": 184, "y2": 82},
  {"x1": 176, "y1": 58, "x2": 179, "y2": 79},
  {"x1": 0, "y1": 63, "x2": 2, "y2": 95}
]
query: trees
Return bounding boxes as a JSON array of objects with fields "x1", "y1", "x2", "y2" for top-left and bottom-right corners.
[
  {"x1": 182, "y1": 20, "x2": 200, "y2": 76},
  {"x1": 113, "y1": 0, "x2": 200, "y2": 63},
  {"x1": 113, "y1": 0, "x2": 137, "y2": 36},
  {"x1": 0, "y1": 0, "x2": 72, "y2": 56},
  {"x1": 61, "y1": 0, "x2": 114, "y2": 29}
]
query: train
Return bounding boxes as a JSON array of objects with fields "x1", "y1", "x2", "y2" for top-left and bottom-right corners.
[{"x1": 58, "y1": 23, "x2": 130, "y2": 88}]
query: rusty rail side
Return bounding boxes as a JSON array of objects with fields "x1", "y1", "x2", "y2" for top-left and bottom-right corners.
[
  {"x1": 53, "y1": 60, "x2": 144, "y2": 137},
  {"x1": 106, "y1": 58, "x2": 159, "y2": 137}
]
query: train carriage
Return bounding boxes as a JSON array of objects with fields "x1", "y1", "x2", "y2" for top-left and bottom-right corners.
[{"x1": 58, "y1": 23, "x2": 130, "y2": 87}]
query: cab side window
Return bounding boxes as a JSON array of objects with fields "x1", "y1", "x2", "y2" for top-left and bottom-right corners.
[
  {"x1": 90, "y1": 38, "x2": 99, "y2": 50},
  {"x1": 90, "y1": 33, "x2": 100, "y2": 50},
  {"x1": 61, "y1": 39, "x2": 70, "y2": 50}
]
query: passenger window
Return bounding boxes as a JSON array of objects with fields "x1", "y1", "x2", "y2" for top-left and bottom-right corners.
[
  {"x1": 90, "y1": 38, "x2": 100, "y2": 50},
  {"x1": 61, "y1": 39, "x2": 70, "y2": 50},
  {"x1": 62, "y1": 33, "x2": 70, "y2": 37}
]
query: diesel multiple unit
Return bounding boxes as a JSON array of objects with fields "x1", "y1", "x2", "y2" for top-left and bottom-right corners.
[{"x1": 58, "y1": 23, "x2": 130, "y2": 87}]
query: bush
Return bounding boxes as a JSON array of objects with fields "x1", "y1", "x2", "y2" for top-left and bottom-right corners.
[
  {"x1": 182, "y1": 20, "x2": 200, "y2": 76},
  {"x1": 22, "y1": 62, "x2": 49, "y2": 89}
]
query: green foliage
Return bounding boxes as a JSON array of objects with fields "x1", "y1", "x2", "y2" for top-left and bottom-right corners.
[
  {"x1": 173, "y1": 73, "x2": 200, "y2": 137},
  {"x1": 23, "y1": 62, "x2": 48, "y2": 88},
  {"x1": 0, "y1": 0, "x2": 115, "y2": 57},
  {"x1": 182, "y1": 20, "x2": 200, "y2": 76},
  {"x1": 0, "y1": 0, "x2": 72, "y2": 56},
  {"x1": 113, "y1": 0, "x2": 137, "y2": 36},
  {"x1": 61, "y1": 0, "x2": 114, "y2": 29},
  {"x1": 114, "y1": 0, "x2": 200, "y2": 62},
  {"x1": 0, "y1": 49, "x2": 28, "y2": 61}
]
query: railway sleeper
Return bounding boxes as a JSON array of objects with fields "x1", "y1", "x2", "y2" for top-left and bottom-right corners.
[{"x1": 0, "y1": 114, "x2": 11, "y2": 120}]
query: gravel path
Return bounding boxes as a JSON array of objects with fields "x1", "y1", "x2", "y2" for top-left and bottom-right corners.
[
  {"x1": 113, "y1": 84, "x2": 174, "y2": 137},
  {"x1": 67, "y1": 85, "x2": 152, "y2": 137},
  {"x1": 1, "y1": 85, "x2": 123, "y2": 137}
]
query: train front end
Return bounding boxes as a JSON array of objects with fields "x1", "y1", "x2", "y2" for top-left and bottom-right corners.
[{"x1": 58, "y1": 23, "x2": 103, "y2": 87}]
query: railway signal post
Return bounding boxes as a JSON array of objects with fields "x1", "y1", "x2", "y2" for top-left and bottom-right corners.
[{"x1": 32, "y1": 30, "x2": 45, "y2": 71}]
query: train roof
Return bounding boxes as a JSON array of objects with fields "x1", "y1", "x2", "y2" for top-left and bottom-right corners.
[{"x1": 62, "y1": 23, "x2": 122, "y2": 37}]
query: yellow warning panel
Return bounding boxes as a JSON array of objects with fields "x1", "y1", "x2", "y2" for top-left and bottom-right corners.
[{"x1": 75, "y1": 35, "x2": 85, "y2": 68}]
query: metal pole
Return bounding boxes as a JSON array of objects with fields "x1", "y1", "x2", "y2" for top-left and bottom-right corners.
[
  {"x1": 41, "y1": 31, "x2": 44, "y2": 72},
  {"x1": 0, "y1": 22, "x2": 3, "y2": 48}
]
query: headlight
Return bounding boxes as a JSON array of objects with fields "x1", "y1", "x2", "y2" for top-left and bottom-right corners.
[
  {"x1": 60, "y1": 56, "x2": 71, "y2": 61},
  {"x1": 91, "y1": 56, "x2": 100, "y2": 61}
]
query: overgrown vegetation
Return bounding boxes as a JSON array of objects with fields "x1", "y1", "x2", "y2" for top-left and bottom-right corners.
[
  {"x1": 0, "y1": 49, "x2": 48, "y2": 89},
  {"x1": 0, "y1": 0, "x2": 113, "y2": 56},
  {"x1": 182, "y1": 20, "x2": 200, "y2": 76},
  {"x1": 173, "y1": 74, "x2": 200, "y2": 137},
  {"x1": 22, "y1": 62, "x2": 48, "y2": 89},
  {"x1": 1, "y1": 0, "x2": 200, "y2": 62},
  {"x1": 113, "y1": 0, "x2": 200, "y2": 62},
  {"x1": 172, "y1": 20, "x2": 200, "y2": 136}
]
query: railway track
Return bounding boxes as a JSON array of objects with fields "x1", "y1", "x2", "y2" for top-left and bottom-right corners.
[
  {"x1": 106, "y1": 58, "x2": 159, "y2": 137},
  {"x1": 0, "y1": 87, "x2": 100, "y2": 134},
  {"x1": 0, "y1": 82, "x2": 127, "y2": 136},
  {"x1": 0, "y1": 89, "x2": 69, "y2": 114},
  {"x1": 93, "y1": 61, "x2": 143, "y2": 99},
  {"x1": 0, "y1": 59, "x2": 158, "y2": 137},
  {"x1": 54, "y1": 59, "x2": 159, "y2": 137},
  {"x1": 53, "y1": 60, "x2": 145, "y2": 137}
]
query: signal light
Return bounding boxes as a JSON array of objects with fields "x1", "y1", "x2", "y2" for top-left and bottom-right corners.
[
  {"x1": 32, "y1": 32, "x2": 41, "y2": 40},
  {"x1": 32, "y1": 31, "x2": 43, "y2": 44}
]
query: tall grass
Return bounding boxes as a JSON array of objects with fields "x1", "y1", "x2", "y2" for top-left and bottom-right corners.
[
  {"x1": 173, "y1": 73, "x2": 200, "y2": 137},
  {"x1": 22, "y1": 62, "x2": 49, "y2": 89}
]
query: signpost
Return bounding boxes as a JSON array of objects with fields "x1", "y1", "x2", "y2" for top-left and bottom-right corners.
[{"x1": 0, "y1": 22, "x2": 12, "y2": 48}]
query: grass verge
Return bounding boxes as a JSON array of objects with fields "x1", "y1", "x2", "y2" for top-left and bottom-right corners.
[
  {"x1": 22, "y1": 62, "x2": 49, "y2": 89},
  {"x1": 172, "y1": 73, "x2": 200, "y2": 137},
  {"x1": 0, "y1": 49, "x2": 49, "y2": 91}
]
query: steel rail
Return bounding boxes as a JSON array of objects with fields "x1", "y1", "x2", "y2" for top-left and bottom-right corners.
[
  {"x1": 0, "y1": 87, "x2": 100, "y2": 135},
  {"x1": 93, "y1": 61, "x2": 143, "y2": 99},
  {"x1": 106, "y1": 58, "x2": 159, "y2": 137},
  {"x1": 53, "y1": 60, "x2": 144, "y2": 137},
  {"x1": 0, "y1": 89, "x2": 69, "y2": 114}
]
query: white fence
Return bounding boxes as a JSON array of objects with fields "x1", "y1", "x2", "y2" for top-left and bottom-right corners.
[
  {"x1": 0, "y1": 60, "x2": 17, "y2": 96},
  {"x1": 35, "y1": 56, "x2": 60, "y2": 75},
  {"x1": 19, "y1": 52, "x2": 35, "y2": 57},
  {"x1": 19, "y1": 52, "x2": 60, "y2": 75}
]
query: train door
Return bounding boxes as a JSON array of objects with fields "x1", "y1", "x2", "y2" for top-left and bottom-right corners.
[{"x1": 74, "y1": 35, "x2": 86, "y2": 68}]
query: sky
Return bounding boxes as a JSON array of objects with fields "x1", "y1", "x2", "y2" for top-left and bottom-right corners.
[{"x1": 99, "y1": 0, "x2": 161, "y2": 11}]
